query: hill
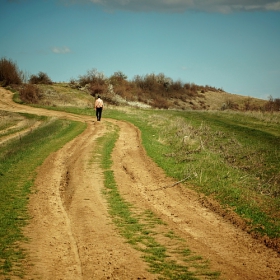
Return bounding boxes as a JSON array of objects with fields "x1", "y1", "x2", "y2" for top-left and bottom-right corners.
[{"x1": 16, "y1": 82, "x2": 267, "y2": 111}]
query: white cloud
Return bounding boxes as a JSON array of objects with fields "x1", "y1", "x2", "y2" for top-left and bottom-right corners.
[
  {"x1": 265, "y1": 1, "x2": 280, "y2": 10},
  {"x1": 7, "y1": 0, "x2": 22, "y2": 2},
  {"x1": 64, "y1": 0, "x2": 280, "y2": 13},
  {"x1": 51, "y1": 46, "x2": 71, "y2": 54}
]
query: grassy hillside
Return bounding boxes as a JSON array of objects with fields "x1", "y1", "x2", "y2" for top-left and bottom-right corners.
[{"x1": 13, "y1": 82, "x2": 268, "y2": 111}]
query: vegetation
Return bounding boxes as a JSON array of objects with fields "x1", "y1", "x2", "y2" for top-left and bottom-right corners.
[
  {"x1": 19, "y1": 84, "x2": 41, "y2": 104},
  {"x1": 18, "y1": 72, "x2": 53, "y2": 104},
  {"x1": 29, "y1": 71, "x2": 53, "y2": 85},
  {"x1": 104, "y1": 108, "x2": 280, "y2": 250},
  {"x1": 75, "y1": 69, "x2": 225, "y2": 109},
  {"x1": 0, "y1": 58, "x2": 23, "y2": 86}
]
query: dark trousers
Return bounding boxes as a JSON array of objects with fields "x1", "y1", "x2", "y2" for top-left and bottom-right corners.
[{"x1": 96, "y1": 107, "x2": 103, "y2": 121}]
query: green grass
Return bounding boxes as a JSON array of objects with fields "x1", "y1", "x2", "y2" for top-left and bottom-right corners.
[
  {"x1": 94, "y1": 121, "x2": 220, "y2": 279},
  {"x1": 28, "y1": 103, "x2": 95, "y2": 116},
  {"x1": 104, "y1": 108, "x2": 280, "y2": 240},
  {"x1": 0, "y1": 113, "x2": 86, "y2": 278}
]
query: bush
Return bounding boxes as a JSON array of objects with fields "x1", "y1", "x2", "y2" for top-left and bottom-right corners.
[
  {"x1": 264, "y1": 96, "x2": 280, "y2": 112},
  {"x1": 78, "y1": 69, "x2": 106, "y2": 86},
  {"x1": 221, "y1": 99, "x2": 239, "y2": 110},
  {"x1": 0, "y1": 57, "x2": 22, "y2": 86},
  {"x1": 109, "y1": 71, "x2": 127, "y2": 86},
  {"x1": 29, "y1": 71, "x2": 53, "y2": 84},
  {"x1": 90, "y1": 84, "x2": 106, "y2": 96},
  {"x1": 19, "y1": 84, "x2": 41, "y2": 103}
]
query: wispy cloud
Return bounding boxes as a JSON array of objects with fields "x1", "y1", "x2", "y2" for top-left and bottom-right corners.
[
  {"x1": 7, "y1": 0, "x2": 30, "y2": 3},
  {"x1": 63, "y1": 0, "x2": 280, "y2": 13},
  {"x1": 51, "y1": 46, "x2": 71, "y2": 54}
]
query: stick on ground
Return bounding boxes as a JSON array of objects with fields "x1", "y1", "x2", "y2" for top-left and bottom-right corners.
[{"x1": 153, "y1": 176, "x2": 190, "y2": 191}]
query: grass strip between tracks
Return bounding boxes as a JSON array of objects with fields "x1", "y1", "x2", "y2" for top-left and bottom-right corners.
[
  {"x1": 96, "y1": 121, "x2": 220, "y2": 280},
  {"x1": 0, "y1": 114, "x2": 86, "y2": 278}
]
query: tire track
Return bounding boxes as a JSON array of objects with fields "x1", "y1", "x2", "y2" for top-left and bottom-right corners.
[
  {"x1": 23, "y1": 120, "x2": 153, "y2": 280},
  {"x1": 111, "y1": 119, "x2": 280, "y2": 280}
]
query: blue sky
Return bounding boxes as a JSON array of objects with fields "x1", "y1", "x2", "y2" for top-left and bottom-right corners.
[{"x1": 1, "y1": 0, "x2": 280, "y2": 99}]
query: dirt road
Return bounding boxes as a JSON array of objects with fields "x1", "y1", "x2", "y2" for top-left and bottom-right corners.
[{"x1": 0, "y1": 87, "x2": 279, "y2": 280}]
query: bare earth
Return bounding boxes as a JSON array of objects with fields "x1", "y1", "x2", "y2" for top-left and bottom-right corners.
[{"x1": 0, "y1": 87, "x2": 279, "y2": 280}]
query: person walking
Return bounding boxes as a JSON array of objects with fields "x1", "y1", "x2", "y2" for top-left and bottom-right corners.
[{"x1": 95, "y1": 95, "x2": 104, "y2": 121}]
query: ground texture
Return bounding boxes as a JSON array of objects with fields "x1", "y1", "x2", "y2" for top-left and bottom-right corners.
[{"x1": 0, "y1": 87, "x2": 279, "y2": 280}]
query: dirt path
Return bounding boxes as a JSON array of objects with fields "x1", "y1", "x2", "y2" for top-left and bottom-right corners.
[{"x1": 0, "y1": 87, "x2": 279, "y2": 280}]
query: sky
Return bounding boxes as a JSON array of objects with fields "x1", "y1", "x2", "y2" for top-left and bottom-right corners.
[{"x1": 1, "y1": 0, "x2": 280, "y2": 100}]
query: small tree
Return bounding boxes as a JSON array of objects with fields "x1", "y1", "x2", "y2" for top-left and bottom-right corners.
[
  {"x1": 19, "y1": 84, "x2": 41, "y2": 104},
  {"x1": 29, "y1": 71, "x2": 53, "y2": 84},
  {"x1": 264, "y1": 96, "x2": 280, "y2": 111},
  {"x1": 0, "y1": 57, "x2": 22, "y2": 86},
  {"x1": 112, "y1": 71, "x2": 127, "y2": 81},
  {"x1": 78, "y1": 69, "x2": 106, "y2": 86},
  {"x1": 109, "y1": 71, "x2": 127, "y2": 86}
]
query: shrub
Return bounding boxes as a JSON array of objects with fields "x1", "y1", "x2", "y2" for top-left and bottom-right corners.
[
  {"x1": 170, "y1": 80, "x2": 183, "y2": 92},
  {"x1": 0, "y1": 57, "x2": 22, "y2": 86},
  {"x1": 132, "y1": 74, "x2": 160, "y2": 92},
  {"x1": 274, "y1": 98, "x2": 280, "y2": 111},
  {"x1": 29, "y1": 71, "x2": 53, "y2": 84},
  {"x1": 90, "y1": 84, "x2": 106, "y2": 96},
  {"x1": 109, "y1": 71, "x2": 127, "y2": 86},
  {"x1": 184, "y1": 83, "x2": 199, "y2": 97},
  {"x1": 78, "y1": 69, "x2": 106, "y2": 86},
  {"x1": 19, "y1": 84, "x2": 41, "y2": 103},
  {"x1": 264, "y1": 96, "x2": 280, "y2": 112},
  {"x1": 151, "y1": 96, "x2": 170, "y2": 109},
  {"x1": 221, "y1": 99, "x2": 239, "y2": 110}
]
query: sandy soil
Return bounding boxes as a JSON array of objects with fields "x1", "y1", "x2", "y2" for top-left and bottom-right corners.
[{"x1": 0, "y1": 87, "x2": 279, "y2": 280}]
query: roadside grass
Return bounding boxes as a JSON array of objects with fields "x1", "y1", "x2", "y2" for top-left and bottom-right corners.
[
  {"x1": 32, "y1": 105, "x2": 94, "y2": 116},
  {"x1": 94, "y1": 121, "x2": 220, "y2": 279},
  {"x1": 0, "y1": 111, "x2": 39, "y2": 140},
  {"x1": 13, "y1": 91, "x2": 95, "y2": 116},
  {"x1": 104, "y1": 108, "x2": 280, "y2": 243},
  {"x1": 0, "y1": 111, "x2": 21, "y2": 131},
  {"x1": 0, "y1": 114, "x2": 86, "y2": 278}
]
